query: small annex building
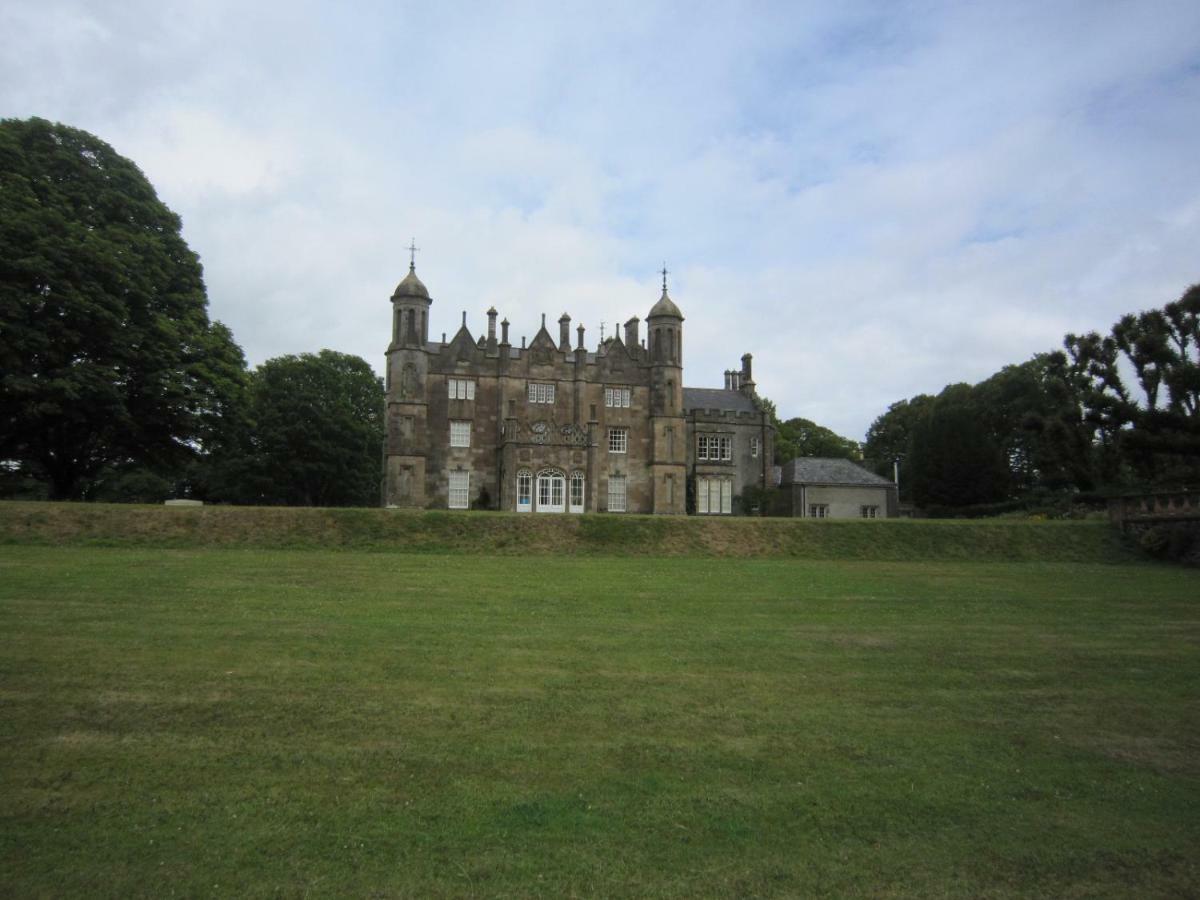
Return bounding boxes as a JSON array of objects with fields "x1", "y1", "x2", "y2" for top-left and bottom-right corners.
[{"x1": 777, "y1": 457, "x2": 899, "y2": 519}]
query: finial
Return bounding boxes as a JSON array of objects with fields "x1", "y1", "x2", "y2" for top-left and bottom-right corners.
[
  {"x1": 407, "y1": 238, "x2": 420, "y2": 270},
  {"x1": 661, "y1": 262, "x2": 669, "y2": 294},
  {"x1": 600, "y1": 321, "x2": 605, "y2": 341}
]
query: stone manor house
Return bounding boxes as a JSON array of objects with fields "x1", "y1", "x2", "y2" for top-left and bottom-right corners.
[{"x1": 383, "y1": 259, "x2": 773, "y2": 514}]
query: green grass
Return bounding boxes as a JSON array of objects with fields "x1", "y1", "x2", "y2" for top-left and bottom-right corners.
[
  {"x1": 1, "y1": 547, "x2": 1196, "y2": 897},
  {"x1": 0, "y1": 501, "x2": 1137, "y2": 562}
]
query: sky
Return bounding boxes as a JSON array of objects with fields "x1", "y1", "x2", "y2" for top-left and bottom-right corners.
[{"x1": 3, "y1": 0, "x2": 1199, "y2": 441}]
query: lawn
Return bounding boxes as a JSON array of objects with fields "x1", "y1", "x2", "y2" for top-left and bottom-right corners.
[{"x1": 1, "y1": 548, "x2": 1196, "y2": 897}]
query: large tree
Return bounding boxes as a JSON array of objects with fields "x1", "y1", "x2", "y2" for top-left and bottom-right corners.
[
  {"x1": 1062, "y1": 284, "x2": 1200, "y2": 486},
  {"x1": 907, "y1": 391, "x2": 1010, "y2": 508},
  {"x1": 0, "y1": 117, "x2": 246, "y2": 499},
  {"x1": 238, "y1": 351, "x2": 384, "y2": 507},
  {"x1": 774, "y1": 416, "x2": 861, "y2": 464},
  {"x1": 862, "y1": 394, "x2": 935, "y2": 500}
]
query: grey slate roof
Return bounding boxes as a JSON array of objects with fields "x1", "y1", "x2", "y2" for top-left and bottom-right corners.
[
  {"x1": 782, "y1": 457, "x2": 893, "y2": 486},
  {"x1": 682, "y1": 387, "x2": 757, "y2": 413}
]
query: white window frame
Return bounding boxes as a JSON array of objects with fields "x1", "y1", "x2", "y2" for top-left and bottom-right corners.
[
  {"x1": 569, "y1": 471, "x2": 585, "y2": 514},
  {"x1": 516, "y1": 470, "x2": 532, "y2": 512},
  {"x1": 527, "y1": 382, "x2": 556, "y2": 404},
  {"x1": 697, "y1": 476, "x2": 732, "y2": 515},
  {"x1": 861, "y1": 505, "x2": 879, "y2": 519},
  {"x1": 604, "y1": 386, "x2": 631, "y2": 408},
  {"x1": 608, "y1": 427, "x2": 628, "y2": 454},
  {"x1": 448, "y1": 378, "x2": 476, "y2": 400},
  {"x1": 809, "y1": 503, "x2": 829, "y2": 519},
  {"x1": 751, "y1": 437, "x2": 760, "y2": 458},
  {"x1": 449, "y1": 470, "x2": 470, "y2": 509},
  {"x1": 449, "y1": 420, "x2": 471, "y2": 448},
  {"x1": 697, "y1": 434, "x2": 731, "y2": 461},
  {"x1": 536, "y1": 469, "x2": 565, "y2": 514},
  {"x1": 607, "y1": 475, "x2": 627, "y2": 512}
]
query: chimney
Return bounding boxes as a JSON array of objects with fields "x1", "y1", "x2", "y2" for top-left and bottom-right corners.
[
  {"x1": 500, "y1": 317, "x2": 510, "y2": 346},
  {"x1": 486, "y1": 307, "x2": 497, "y2": 352},
  {"x1": 559, "y1": 313, "x2": 571, "y2": 352},
  {"x1": 741, "y1": 353, "x2": 755, "y2": 393},
  {"x1": 624, "y1": 317, "x2": 639, "y2": 349},
  {"x1": 577, "y1": 323, "x2": 585, "y2": 350},
  {"x1": 723, "y1": 370, "x2": 731, "y2": 390}
]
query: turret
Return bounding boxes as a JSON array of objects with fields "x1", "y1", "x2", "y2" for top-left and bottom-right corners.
[
  {"x1": 646, "y1": 266, "x2": 684, "y2": 414},
  {"x1": 645, "y1": 265, "x2": 687, "y2": 514},
  {"x1": 390, "y1": 260, "x2": 432, "y2": 348}
]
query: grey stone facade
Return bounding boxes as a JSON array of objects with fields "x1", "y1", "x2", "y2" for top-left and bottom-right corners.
[{"x1": 383, "y1": 262, "x2": 773, "y2": 514}]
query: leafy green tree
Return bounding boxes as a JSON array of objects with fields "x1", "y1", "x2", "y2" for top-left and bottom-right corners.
[
  {"x1": 862, "y1": 394, "x2": 935, "y2": 501},
  {"x1": 236, "y1": 351, "x2": 384, "y2": 507},
  {"x1": 1062, "y1": 284, "x2": 1200, "y2": 486},
  {"x1": 758, "y1": 397, "x2": 859, "y2": 464},
  {"x1": 0, "y1": 117, "x2": 247, "y2": 499},
  {"x1": 971, "y1": 354, "x2": 1099, "y2": 493},
  {"x1": 908, "y1": 394, "x2": 1010, "y2": 508},
  {"x1": 775, "y1": 416, "x2": 860, "y2": 463}
]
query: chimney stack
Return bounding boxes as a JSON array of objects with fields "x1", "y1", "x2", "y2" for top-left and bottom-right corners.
[
  {"x1": 624, "y1": 316, "x2": 639, "y2": 349},
  {"x1": 559, "y1": 313, "x2": 571, "y2": 352}
]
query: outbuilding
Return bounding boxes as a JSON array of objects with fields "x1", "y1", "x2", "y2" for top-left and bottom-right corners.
[{"x1": 777, "y1": 457, "x2": 898, "y2": 518}]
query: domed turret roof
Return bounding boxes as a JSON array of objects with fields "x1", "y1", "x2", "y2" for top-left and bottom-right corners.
[
  {"x1": 648, "y1": 286, "x2": 682, "y2": 319},
  {"x1": 392, "y1": 263, "x2": 429, "y2": 300}
]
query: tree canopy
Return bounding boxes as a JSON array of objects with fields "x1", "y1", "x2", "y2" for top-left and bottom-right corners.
[
  {"x1": 226, "y1": 351, "x2": 384, "y2": 507},
  {"x1": 864, "y1": 283, "x2": 1200, "y2": 509},
  {"x1": 0, "y1": 117, "x2": 246, "y2": 499}
]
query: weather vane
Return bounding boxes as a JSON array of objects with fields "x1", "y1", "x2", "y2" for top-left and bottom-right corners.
[{"x1": 661, "y1": 262, "x2": 669, "y2": 292}]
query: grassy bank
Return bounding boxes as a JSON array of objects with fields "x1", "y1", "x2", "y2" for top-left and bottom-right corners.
[
  {"x1": 0, "y1": 501, "x2": 1135, "y2": 562},
  {"x1": 1, "y1": 548, "x2": 1196, "y2": 897}
]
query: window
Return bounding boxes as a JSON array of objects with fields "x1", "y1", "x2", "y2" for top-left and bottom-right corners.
[
  {"x1": 569, "y1": 472, "x2": 585, "y2": 514},
  {"x1": 861, "y1": 505, "x2": 879, "y2": 519},
  {"x1": 448, "y1": 378, "x2": 475, "y2": 400},
  {"x1": 449, "y1": 471, "x2": 470, "y2": 509},
  {"x1": 536, "y1": 469, "x2": 565, "y2": 513},
  {"x1": 527, "y1": 382, "x2": 556, "y2": 404},
  {"x1": 696, "y1": 476, "x2": 732, "y2": 515},
  {"x1": 608, "y1": 427, "x2": 628, "y2": 454},
  {"x1": 697, "y1": 434, "x2": 731, "y2": 461},
  {"x1": 751, "y1": 437, "x2": 760, "y2": 458},
  {"x1": 516, "y1": 470, "x2": 532, "y2": 512},
  {"x1": 605, "y1": 387, "x2": 631, "y2": 408},
  {"x1": 809, "y1": 503, "x2": 829, "y2": 519},
  {"x1": 607, "y1": 475, "x2": 627, "y2": 512},
  {"x1": 449, "y1": 420, "x2": 471, "y2": 447}
]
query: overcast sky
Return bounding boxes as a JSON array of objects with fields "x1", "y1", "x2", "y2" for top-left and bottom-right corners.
[{"x1": 3, "y1": 1, "x2": 1198, "y2": 440}]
